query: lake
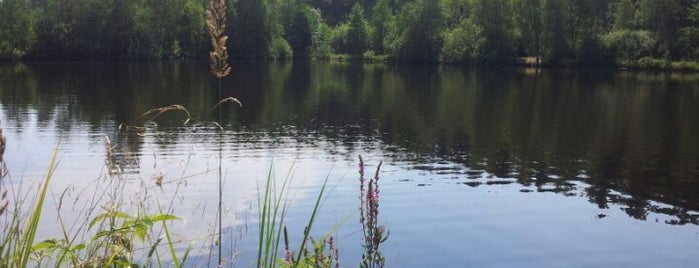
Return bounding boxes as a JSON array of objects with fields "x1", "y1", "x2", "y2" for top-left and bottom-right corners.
[{"x1": 1, "y1": 61, "x2": 698, "y2": 267}]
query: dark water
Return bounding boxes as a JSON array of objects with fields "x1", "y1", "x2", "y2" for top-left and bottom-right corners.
[{"x1": 1, "y1": 61, "x2": 698, "y2": 267}]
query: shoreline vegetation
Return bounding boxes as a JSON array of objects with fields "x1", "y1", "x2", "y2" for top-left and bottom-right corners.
[
  {"x1": 0, "y1": 118, "x2": 389, "y2": 268},
  {"x1": 1, "y1": 0, "x2": 699, "y2": 72}
]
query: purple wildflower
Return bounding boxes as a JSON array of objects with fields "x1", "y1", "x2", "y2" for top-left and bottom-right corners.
[
  {"x1": 369, "y1": 191, "x2": 379, "y2": 201},
  {"x1": 284, "y1": 249, "x2": 292, "y2": 263}
]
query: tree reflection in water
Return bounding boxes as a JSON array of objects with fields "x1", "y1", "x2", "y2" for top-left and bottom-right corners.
[{"x1": 1, "y1": 61, "x2": 698, "y2": 225}]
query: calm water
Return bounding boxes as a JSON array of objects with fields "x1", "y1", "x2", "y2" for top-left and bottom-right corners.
[{"x1": 1, "y1": 61, "x2": 699, "y2": 267}]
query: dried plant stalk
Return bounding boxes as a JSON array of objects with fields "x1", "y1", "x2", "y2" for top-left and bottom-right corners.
[
  {"x1": 207, "y1": 0, "x2": 231, "y2": 78},
  {"x1": 139, "y1": 104, "x2": 192, "y2": 123}
]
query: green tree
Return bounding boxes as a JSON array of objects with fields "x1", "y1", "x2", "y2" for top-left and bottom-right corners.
[
  {"x1": 0, "y1": 0, "x2": 37, "y2": 58},
  {"x1": 286, "y1": 6, "x2": 313, "y2": 58},
  {"x1": 369, "y1": 0, "x2": 392, "y2": 53},
  {"x1": 34, "y1": 0, "x2": 110, "y2": 58},
  {"x1": 311, "y1": 19, "x2": 334, "y2": 57},
  {"x1": 103, "y1": 0, "x2": 138, "y2": 58},
  {"x1": 614, "y1": 0, "x2": 635, "y2": 30},
  {"x1": 388, "y1": 0, "x2": 443, "y2": 62},
  {"x1": 176, "y1": 0, "x2": 207, "y2": 57},
  {"x1": 440, "y1": 18, "x2": 484, "y2": 63},
  {"x1": 230, "y1": 0, "x2": 273, "y2": 59},
  {"x1": 639, "y1": 0, "x2": 682, "y2": 58},
  {"x1": 542, "y1": 0, "x2": 568, "y2": 62},
  {"x1": 565, "y1": 0, "x2": 609, "y2": 52},
  {"x1": 474, "y1": 0, "x2": 515, "y2": 64},
  {"x1": 677, "y1": 2, "x2": 699, "y2": 60},
  {"x1": 514, "y1": 0, "x2": 543, "y2": 64},
  {"x1": 601, "y1": 29, "x2": 655, "y2": 61},
  {"x1": 441, "y1": 0, "x2": 472, "y2": 29},
  {"x1": 346, "y1": 3, "x2": 369, "y2": 55}
]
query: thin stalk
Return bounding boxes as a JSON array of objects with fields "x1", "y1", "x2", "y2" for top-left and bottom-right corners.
[
  {"x1": 217, "y1": 76, "x2": 223, "y2": 267},
  {"x1": 294, "y1": 175, "x2": 330, "y2": 268}
]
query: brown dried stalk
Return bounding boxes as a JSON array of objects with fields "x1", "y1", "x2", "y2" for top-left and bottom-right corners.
[
  {"x1": 0, "y1": 120, "x2": 6, "y2": 216},
  {"x1": 207, "y1": 0, "x2": 231, "y2": 78},
  {"x1": 139, "y1": 104, "x2": 192, "y2": 123},
  {"x1": 210, "y1": 97, "x2": 243, "y2": 112}
]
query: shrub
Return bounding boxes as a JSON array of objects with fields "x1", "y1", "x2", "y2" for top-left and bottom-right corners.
[
  {"x1": 601, "y1": 30, "x2": 656, "y2": 61},
  {"x1": 440, "y1": 19, "x2": 484, "y2": 63},
  {"x1": 634, "y1": 57, "x2": 671, "y2": 69},
  {"x1": 678, "y1": 27, "x2": 699, "y2": 61},
  {"x1": 268, "y1": 37, "x2": 293, "y2": 60}
]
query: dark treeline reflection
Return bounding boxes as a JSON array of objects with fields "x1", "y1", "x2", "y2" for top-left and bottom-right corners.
[{"x1": 1, "y1": 61, "x2": 699, "y2": 224}]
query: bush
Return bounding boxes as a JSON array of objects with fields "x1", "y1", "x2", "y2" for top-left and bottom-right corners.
[
  {"x1": 268, "y1": 37, "x2": 293, "y2": 60},
  {"x1": 440, "y1": 19, "x2": 484, "y2": 63},
  {"x1": 678, "y1": 27, "x2": 699, "y2": 61},
  {"x1": 577, "y1": 35, "x2": 613, "y2": 66},
  {"x1": 671, "y1": 61, "x2": 699, "y2": 71},
  {"x1": 601, "y1": 30, "x2": 656, "y2": 61},
  {"x1": 634, "y1": 57, "x2": 671, "y2": 69},
  {"x1": 331, "y1": 24, "x2": 350, "y2": 54}
]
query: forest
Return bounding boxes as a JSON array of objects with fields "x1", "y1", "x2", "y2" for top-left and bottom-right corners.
[{"x1": 1, "y1": 0, "x2": 698, "y2": 66}]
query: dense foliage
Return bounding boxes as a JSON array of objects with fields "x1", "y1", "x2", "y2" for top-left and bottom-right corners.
[{"x1": 1, "y1": 0, "x2": 698, "y2": 64}]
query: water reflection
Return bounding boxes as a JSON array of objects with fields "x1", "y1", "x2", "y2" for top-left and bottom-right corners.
[{"x1": 1, "y1": 61, "x2": 698, "y2": 225}]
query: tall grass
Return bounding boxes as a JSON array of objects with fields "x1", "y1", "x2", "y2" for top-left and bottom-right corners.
[
  {"x1": 257, "y1": 163, "x2": 349, "y2": 268},
  {"x1": 207, "y1": 0, "x2": 232, "y2": 265},
  {"x1": 1, "y1": 119, "x2": 188, "y2": 267},
  {"x1": 257, "y1": 164, "x2": 291, "y2": 267},
  {"x1": 0, "y1": 125, "x2": 59, "y2": 268}
]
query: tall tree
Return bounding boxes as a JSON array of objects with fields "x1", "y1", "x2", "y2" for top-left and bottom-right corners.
[
  {"x1": 369, "y1": 0, "x2": 391, "y2": 53},
  {"x1": 677, "y1": 1, "x2": 699, "y2": 60},
  {"x1": 542, "y1": 0, "x2": 568, "y2": 62},
  {"x1": 0, "y1": 0, "x2": 37, "y2": 58},
  {"x1": 566, "y1": 0, "x2": 609, "y2": 51},
  {"x1": 639, "y1": 0, "x2": 682, "y2": 58},
  {"x1": 103, "y1": 0, "x2": 137, "y2": 58},
  {"x1": 230, "y1": 0, "x2": 273, "y2": 59},
  {"x1": 286, "y1": 6, "x2": 313, "y2": 58},
  {"x1": 176, "y1": 0, "x2": 207, "y2": 57},
  {"x1": 346, "y1": 3, "x2": 369, "y2": 55},
  {"x1": 514, "y1": 0, "x2": 543, "y2": 64},
  {"x1": 34, "y1": 0, "x2": 110, "y2": 58},
  {"x1": 474, "y1": 0, "x2": 515, "y2": 64},
  {"x1": 614, "y1": 0, "x2": 635, "y2": 30},
  {"x1": 388, "y1": 0, "x2": 443, "y2": 61}
]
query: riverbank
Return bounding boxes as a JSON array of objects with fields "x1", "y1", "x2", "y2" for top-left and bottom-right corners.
[{"x1": 515, "y1": 57, "x2": 699, "y2": 72}]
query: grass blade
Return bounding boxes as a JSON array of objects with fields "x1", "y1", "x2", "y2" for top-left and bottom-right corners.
[
  {"x1": 294, "y1": 174, "x2": 330, "y2": 268},
  {"x1": 15, "y1": 143, "x2": 59, "y2": 268}
]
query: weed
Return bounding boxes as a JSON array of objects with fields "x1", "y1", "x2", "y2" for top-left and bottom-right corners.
[{"x1": 358, "y1": 155, "x2": 387, "y2": 268}]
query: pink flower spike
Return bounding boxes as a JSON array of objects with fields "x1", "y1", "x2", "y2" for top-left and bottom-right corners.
[
  {"x1": 284, "y1": 249, "x2": 292, "y2": 262},
  {"x1": 370, "y1": 191, "x2": 379, "y2": 200}
]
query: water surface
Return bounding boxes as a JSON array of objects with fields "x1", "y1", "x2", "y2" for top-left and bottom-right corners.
[{"x1": 1, "y1": 61, "x2": 698, "y2": 267}]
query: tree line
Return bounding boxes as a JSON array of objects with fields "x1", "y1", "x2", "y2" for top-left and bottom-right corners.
[{"x1": 1, "y1": 0, "x2": 698, "y2": 64}]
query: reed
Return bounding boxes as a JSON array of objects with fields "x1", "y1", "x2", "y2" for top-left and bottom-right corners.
[
  {"x1": 207, "y1": 0, "x2": 233, "y2": 265},
  {"x1": 207, "y1": 0, "x2": 231, "y2": 79},
  {"x1": 257, "y1": 164, "x2": 349, "y2": 268}
]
